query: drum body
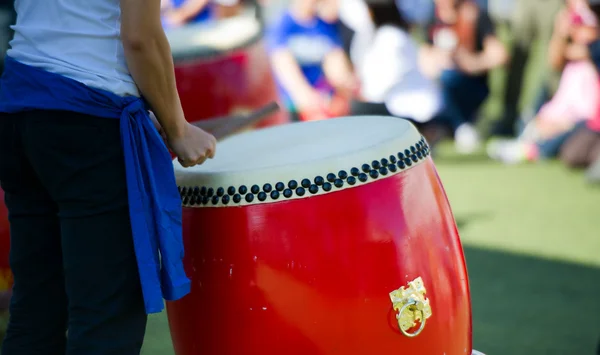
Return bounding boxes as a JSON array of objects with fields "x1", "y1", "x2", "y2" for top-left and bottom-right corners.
[
  {"x1": 0, "y1": 188, "x2": 11, "y2": 292},
  {"x1": 168, "y1": 7, "x2": 287, "y2": 128},
  {"x1": 167, "y1": 116, "x2": 473, "y2": 354}
]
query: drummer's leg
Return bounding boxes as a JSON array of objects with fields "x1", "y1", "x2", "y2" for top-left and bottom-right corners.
[
  {"x1": 14, "y1": 110, "x2": 147, "y2": 354},
  {"x1": 0, "y1": 113, "x2": 68, "y2": 355}
]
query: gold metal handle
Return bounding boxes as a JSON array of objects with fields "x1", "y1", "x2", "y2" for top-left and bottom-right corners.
[
  {"x1": 397, "y1": 300, "x2": 427, "y2": 337},
  {"x1": 389, "y1": 277, "x2": 432, "y2": 337}
]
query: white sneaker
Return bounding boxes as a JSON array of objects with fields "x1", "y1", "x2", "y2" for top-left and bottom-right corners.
[
  {"x1": 454, "y1": 123, "x2": 481, "y2": 154},
  {"x1": 486, "y1": 139, "x2": 527, "y2": 164}
]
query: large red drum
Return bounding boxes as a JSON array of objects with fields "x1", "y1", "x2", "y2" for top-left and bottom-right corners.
[
  {"x1": 167, "y1": 116, "x2": 483, "y2": 355},
  {"x1": 167, "y1": 5, "x2": 288, "y2": 128},
  {"x1": 0, "y1": 188, "x2": 11, "y2": 293}
]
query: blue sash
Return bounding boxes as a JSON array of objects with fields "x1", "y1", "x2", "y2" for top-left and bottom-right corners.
[{"x1": 0, "y1": 56, "x2": 191, "y2": 314}]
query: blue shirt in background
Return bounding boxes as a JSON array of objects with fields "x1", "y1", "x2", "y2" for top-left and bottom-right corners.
[
  {"x1": 265, "y1": 11, "x2": 342, "y2": 112},
  {"x1": 397, "y1": 0, "x2": 434, "y2": 26},
  {"x1": 173, "y1": 0, "x2": 213, "y2": 22},
  {"x1": 163, "y1": 0, "x2": 213, "y2": 27}
]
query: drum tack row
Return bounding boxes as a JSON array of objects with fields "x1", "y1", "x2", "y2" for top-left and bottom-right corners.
[{"x1": 179, "y1": 137, "x2": 430, "y2": 207}]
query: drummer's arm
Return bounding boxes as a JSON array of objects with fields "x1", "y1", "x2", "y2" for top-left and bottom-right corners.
[
  {"x1": 270, "y1": 49, "x2": 319, "y2": 104},
  {"x1": 323, "y1": 48, "x2": 358, "y2": 98},
  {"x1": 120, "y1": 0, "x2": 187, "y2": 137}
]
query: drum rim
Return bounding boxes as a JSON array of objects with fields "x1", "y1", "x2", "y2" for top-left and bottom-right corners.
[
  {"x1": 167, "y1": 5, "x2": 263, "y2": 63},
  {"x1": 177, "y1": 135, "x2": 431, "y2": 208}
]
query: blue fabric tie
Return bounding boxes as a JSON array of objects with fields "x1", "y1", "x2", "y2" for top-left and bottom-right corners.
[{"x1": 0, "y1": 56, "x2": 191, "y2": 314}]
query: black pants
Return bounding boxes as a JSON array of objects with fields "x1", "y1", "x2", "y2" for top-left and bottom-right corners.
[
  {"x1": 0, "y1": 110, "x2": 147, "y2": 354},
  {"x1": 337, "y1": 20, "x2": 355, "y2": 59}
]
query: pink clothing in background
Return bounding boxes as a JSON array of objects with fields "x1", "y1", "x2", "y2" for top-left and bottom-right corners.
[
  {"x1": 587, "y1": 96, "x2": 600, "y2": 132},
  {"x1": 537, "y1": 61, "x2": 600, "y2": 126}
]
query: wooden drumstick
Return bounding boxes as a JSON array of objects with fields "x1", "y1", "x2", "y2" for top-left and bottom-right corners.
[{"x1": 191, "y1": 101, "x2": 280, "y2": 141}]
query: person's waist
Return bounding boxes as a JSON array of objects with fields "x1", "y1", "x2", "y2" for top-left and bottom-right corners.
[{"x1": 8, "y1": 41, "x2": 139, "y2": 98}]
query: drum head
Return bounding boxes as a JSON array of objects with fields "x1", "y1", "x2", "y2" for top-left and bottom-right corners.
[
  {"x1": 167, "y1": 7, "x2": 261, "y2": 61},
  {"x1": 175, "y1": 116, "x2": 430, "y2": 206}
]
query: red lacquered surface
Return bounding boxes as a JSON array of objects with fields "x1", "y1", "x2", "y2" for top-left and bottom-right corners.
[
  {"x1": 0, "y1": 188, "x2": 12, "y2": 291},
  {"x1": 167, "y1": 159, "x2": 472, "y2": 355},
  {"x1": 174, "y1": 39, "x2": 288, "y2": 129}
]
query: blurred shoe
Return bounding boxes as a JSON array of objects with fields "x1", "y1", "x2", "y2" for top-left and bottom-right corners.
[
  {"x1": 486, "y1": 139, "x2": 528, "y2": 164},
  {"x1": 585, "y1": 155, "x2": 600, "y2": 184},
  {"x1": 455, "y1": 123, "x2": 481, "y2": 154}
]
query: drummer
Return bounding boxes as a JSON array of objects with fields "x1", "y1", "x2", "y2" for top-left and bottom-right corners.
[
  {"x1": 266, "y1": 0, "x2": 358, "y2": 121},
  {"x1": 0, "y1": 0, "x2": 216, "y2": 353}
]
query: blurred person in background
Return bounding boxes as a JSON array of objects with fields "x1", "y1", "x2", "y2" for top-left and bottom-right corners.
[
  {"x1": 490, "y1": 0, "x2": 563, "y2": 137},
  {"x1": 559, "y1": 100, "x2": 600, "y2": 172},
  {"x1": 349, "y1": 0, "x2": 445, "y2": 145},
  {"x1": 487, "y1": 0, "x2": 600, "y2": 164},
  {"x1": 560, "y1": 0, "x2": 600, "y2": 184},
  {"x1": 212, "y1": 0, "x2": 245, "y2": 18},
  {"x1": 487, "y1": 0, "x2": 514, "y2": 25},
  {"x1": 398, "y1": 0, "x2": 435, "y2": 27},
  {"x1": 419, "y1": 0, "x2": 508, "y2": 154},
  {"x1": 335, "y1": 0, "x2": 372, "y2": 59},
  {"x1": 338, "y1": 0, "x2": 437, "y2": 61},
  {"x1": 161, "y1": 0, "x2": 214, "y2": 27},
  {"x1": 266, "y1": 0, "x2": 358, "y2": 122}
]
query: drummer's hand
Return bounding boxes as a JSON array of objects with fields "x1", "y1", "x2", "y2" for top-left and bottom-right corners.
[{"x1": 168, "y1": 123, "x2": 217, "y2": 167}]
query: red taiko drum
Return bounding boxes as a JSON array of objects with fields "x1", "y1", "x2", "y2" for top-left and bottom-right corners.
[
  {"x1": 0, "y1": 188, "x2": 11, "y2": 293},
  {"x1": 167, "y1": 5, "x2": 288, "y2": 128},
  {"x1": 167, "y1": 116, "x2": 484, "y2": 355}
]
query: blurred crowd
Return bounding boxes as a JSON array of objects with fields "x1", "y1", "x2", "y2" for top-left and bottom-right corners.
[{"x1": 256, "y1": 0, "x2": 600, "y2": 185}]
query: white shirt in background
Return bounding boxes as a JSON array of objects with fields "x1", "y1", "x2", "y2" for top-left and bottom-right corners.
[
  {"x1": 358, "y1": 25, "x2": 442, "y2": 123},
  {"x1": 338, "y1": 0, "x2": 372, "y2": 34}
]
